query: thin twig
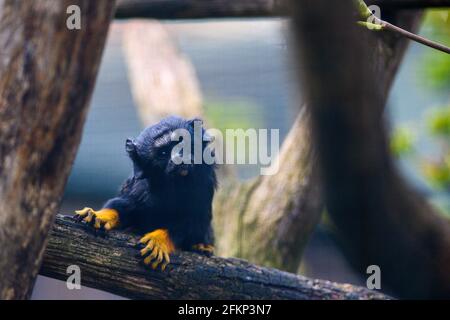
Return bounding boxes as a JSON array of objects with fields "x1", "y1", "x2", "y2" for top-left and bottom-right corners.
[
  {"x1": 376, "y1": 16, "x2": 450, "y2": 54},
  {"x1": 356, "y1": 0, "x2": 450, "y2": 54}
]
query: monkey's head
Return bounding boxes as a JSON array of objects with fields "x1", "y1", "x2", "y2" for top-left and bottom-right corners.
[{"x1": 125, "y1": 116, "x2": 215, "y2": 181}]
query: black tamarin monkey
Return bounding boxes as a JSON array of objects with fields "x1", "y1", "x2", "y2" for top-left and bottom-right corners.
[{"x1": 74, "y1": 116, "x2": 217, "y2": 270}]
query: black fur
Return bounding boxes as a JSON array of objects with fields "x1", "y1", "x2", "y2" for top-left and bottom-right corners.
[{"x1": 103, "y1": 116, "x2": 217, "y2": 250}]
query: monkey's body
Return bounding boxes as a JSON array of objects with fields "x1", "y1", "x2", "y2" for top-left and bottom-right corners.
[
  {"x1": 107, "y1": 165, "x2": 215, "y2": 250},
  {"x1": 75, "y1": 116, "x2": 216, "y2": 269}
]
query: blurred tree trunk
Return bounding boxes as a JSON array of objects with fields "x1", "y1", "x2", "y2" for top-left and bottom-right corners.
[
  {"x1": 291, "y1": 0, "x2": 450, "y2": 298},
  {"x1": 214, "y1": 111, "x2": 322, "y2": 272},
  {"x1": 122, "y1": 20, "x2": 204, "y2": 124},
  {"x1": 122, "y1": 21, "x2": 323, "y2": 273},
  {"x1": 0, "y1": 0, "x2": 115, "y2": 299}
]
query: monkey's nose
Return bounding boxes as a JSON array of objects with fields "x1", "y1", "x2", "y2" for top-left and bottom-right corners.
[{"x1": 179, "y1": 169, "x2": 189, "y2": 176}]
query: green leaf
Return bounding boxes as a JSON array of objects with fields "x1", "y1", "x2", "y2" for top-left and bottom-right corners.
[
  {"x1": 357, "y1": 21, "x2": 384, "y2": 31},
  {"x1": 390, "y1": 126, "x2": 415, "y2": 157},
  {"x1": 354, "y1": 0, "x2": 372, "y2": 19},
  {"x1": 422, "y1": 155, "x2": 450, "y2": 189},
  {"x1": 428, "y1": 107, "x2": 450, "y2": 137}
]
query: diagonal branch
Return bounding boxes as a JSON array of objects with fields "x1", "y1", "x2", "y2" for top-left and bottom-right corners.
[
  {"x1": 40, "y1": 215, "x2": 390, "y2": 300},
  {"x1": 114, "y1": 0, "x2": 450, "y2": 20},
  {"x1": 380, "y1": 20, "x2": 450, "y2": 54},
  {"x1": 356, "y1": 0, "x2": 450, "y2": 54}
]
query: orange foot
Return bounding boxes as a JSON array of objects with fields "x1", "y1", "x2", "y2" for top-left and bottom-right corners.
[
  {"x1": 192, "y1": 243, "x2": 214, "y2": 256},
  {"x1": 74, "y1": 207, "x2": 119, "y2": 231},
  {"x1": 139, "y1": 229, "x2": 175, "y2": 271}
]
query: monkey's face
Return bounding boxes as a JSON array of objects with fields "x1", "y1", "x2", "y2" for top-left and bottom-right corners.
[{"x1": 126, "y1": 116, "x2": 214, "y2": 180}]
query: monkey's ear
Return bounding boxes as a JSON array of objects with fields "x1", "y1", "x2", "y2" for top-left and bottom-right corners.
[{"x1": 125, "y1": 138, "x2": 136, "y2": 154}]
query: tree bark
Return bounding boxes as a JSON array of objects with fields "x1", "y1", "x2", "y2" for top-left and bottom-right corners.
[
  {"x1": 114, "y1": 0, "x2": 450, "y2": 20},
  {"x1": 0, "y1": 0, "x2": 116, "y2": 299},
  {"x1": 291, "y1": 0, "x2": 450, "y2": 299},
  {"x1": 40, "y1": 214, "x2": 390, "y2": 300}
]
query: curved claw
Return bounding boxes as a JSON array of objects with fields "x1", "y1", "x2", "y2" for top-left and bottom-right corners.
[
  {"x1": 73, "y1": 207, "x2": 119, "y2": 231},
  {"x1": 74, "y1": 207, "x2": 93, "y2": 222},
  {"x1": 192, "y1": 243, "x2": 214, "y2": 256},
  {"x1": 139, "y1": 229, "x2": 174, "y2": 271}
]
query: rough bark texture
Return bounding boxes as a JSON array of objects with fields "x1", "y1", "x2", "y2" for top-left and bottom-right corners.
[
  {"x1": 41, "y1": 214, "x2": 390, "y2": 300},
  {"x1": 214, "y1": 111, "x2": 322, "y2": 272},
  {"x1": 0, "y1": 0, "x2": 116, "y2": 299},
  {"x1": 291, "y1": 0, "x2": 450, "y2": 299},
  {"x1": 114, "y1": 0, "x2": 450, "y2": 19}
]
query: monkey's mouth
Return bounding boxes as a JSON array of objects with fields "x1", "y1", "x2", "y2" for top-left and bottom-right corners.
[{"x1": 167, "y1": 162, "x2": 192, "y2": 177}]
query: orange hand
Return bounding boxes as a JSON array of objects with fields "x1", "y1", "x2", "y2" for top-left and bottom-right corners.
[
  {"x1": 74, "y1": 207, "x2": 119, "y2": 230},
  {"x1": 139, "y1": 229, "x2": 175, "y2": 271},
  {"x1": 192, "y1": 243, "x2": 214, "y2": 256}
]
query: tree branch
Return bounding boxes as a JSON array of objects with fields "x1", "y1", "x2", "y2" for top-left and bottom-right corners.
[
  {"x1": 114, "y1": 0, "x2": 450, "y2": 20},
  {"x1": 357, "y1": 0, "x2": 450, "y2": 54},
  {"x1": 114, "y1": 0, "x2": 287, "y2": 19},
  {"x1": 40, "y1": 215, "x2": 390, "y2": 300},
  {"x1": 381, "y1": 19, "x2": 450, "y2": 54}
]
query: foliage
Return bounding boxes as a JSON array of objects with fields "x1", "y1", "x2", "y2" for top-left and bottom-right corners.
[
  {"x1": 390, "y1": 126, "x2": 415, "y2": 157},
  {"x1": 422, "y1": 107, "x2": 450, "y2": 190},
  {"x1": 417, "y1": 10, "x2": 450, "y2": 192},
  {"x1": 419, "y1": 10, "x2": 450, "y2": 90},
  {"x1": 391, "y1": 10, "x2": 450, "y2": 214},
  {"x1": 428, "y1": 107, "x2": 450, "y2": 137},
  {"x1": 422, "y1": 155, "x2": 450, "y2": 189},
  {"x1": 204, "y1": 98, "x2": 264, "y2": 131}
]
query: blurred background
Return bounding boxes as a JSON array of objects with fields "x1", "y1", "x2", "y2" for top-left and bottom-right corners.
[{"x1": 32, "y1": 10, "x2": 449, "y2": 299}]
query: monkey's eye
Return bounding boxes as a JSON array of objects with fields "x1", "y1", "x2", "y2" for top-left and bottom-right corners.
[{"x1": 157, "y1": 147, "x2": 170, "y2": 158}]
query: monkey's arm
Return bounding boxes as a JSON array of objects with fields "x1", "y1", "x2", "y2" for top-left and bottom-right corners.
[
  {"x1": 74, "y1": 177, "x2": 144, "y2": 230},
  {"x1": 74, "y1": 196, "x2": 137, "y2": 231}
]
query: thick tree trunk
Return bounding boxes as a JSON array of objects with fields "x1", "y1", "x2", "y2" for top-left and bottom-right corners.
[
  {"x1": 0, "y1": 0, "x2": 116, "y2": 299},
  {"x1": 41, "y1": 214, "x2": 390, "y2": 300},
  {"x1": 291, "y1": 0, "x2": 450, "y2": 299}
]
